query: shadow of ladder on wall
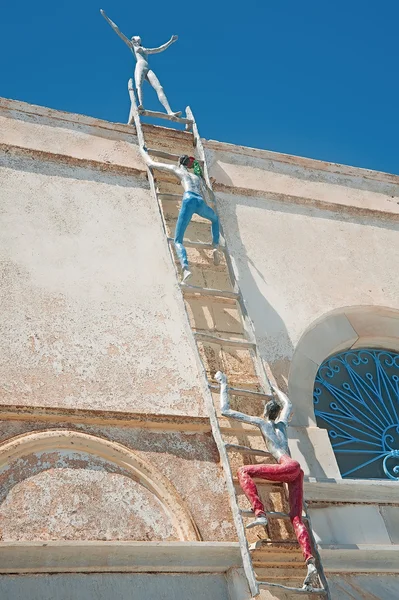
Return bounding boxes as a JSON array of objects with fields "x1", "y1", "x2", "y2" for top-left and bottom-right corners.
[{"x1": 128, "y1": 79, "x2": 330, "y2": 600}]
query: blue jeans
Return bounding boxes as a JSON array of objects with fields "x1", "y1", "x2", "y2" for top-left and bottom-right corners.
[{"x1": 174, "y1": 191, "x2": 220, "y2": 269}]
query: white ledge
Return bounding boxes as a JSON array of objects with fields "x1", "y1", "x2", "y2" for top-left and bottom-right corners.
[
  {"x1": 0, "y1": 541, "x2": 242, "y2": 574},
  {"x1": 304, "y1": 478, "x2": 399, "y2": 504},
  {"x1": 2, "y1": 97, "x2": 397, "y2": 186},
  {"x1": 206, "y1": 138, "x2": 399, "y2": 185},
  {"x1": 319, "y1": 544, "x2": 399, "y2": 573},
  {"x1": 0, "y1": 96, "x2": 135, "y2": 135}
]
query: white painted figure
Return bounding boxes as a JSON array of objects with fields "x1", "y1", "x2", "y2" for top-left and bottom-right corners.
[
  {"x1": 140, "y1": 147, "x2": 221, "y2": 282},
  {"x1": 215, "y1": 371, "x2": 321, "y2": 591},
  {"x1": 100, "y1": 9, "x2": 181, "y2": 116}
]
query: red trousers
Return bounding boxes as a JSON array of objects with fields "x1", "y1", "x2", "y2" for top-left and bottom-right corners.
[{"x1": 237, "y1": 454, "x2": 313, "y2": 562}]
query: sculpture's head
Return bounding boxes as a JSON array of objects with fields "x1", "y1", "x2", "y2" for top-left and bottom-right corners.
[
  {"x1": 131, "y1": 36, "x2": 142, "y2": 46},
  {"x1": 263, "y1": 398, "x2": 281, "y2": 422},
  {"x1": 179, "y1": 155, "x2": 195, "y2": 169},
  {"x1": 179, "y1": 155, "x2": 203, "y2": 177}
]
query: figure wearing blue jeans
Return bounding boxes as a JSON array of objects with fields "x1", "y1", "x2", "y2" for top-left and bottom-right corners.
[{"x1": 141, "y1": 149, "x2": 221, "y2": 282}]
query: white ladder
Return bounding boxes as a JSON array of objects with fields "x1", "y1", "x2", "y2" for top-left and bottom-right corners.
[{"x1": 128, "y1": 79, "x2": 330, "y2": 599}]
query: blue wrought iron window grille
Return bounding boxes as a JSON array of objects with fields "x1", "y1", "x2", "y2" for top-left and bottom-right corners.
[{"x1": 313, "y1": 349, "x2": 399, "y2": 480}]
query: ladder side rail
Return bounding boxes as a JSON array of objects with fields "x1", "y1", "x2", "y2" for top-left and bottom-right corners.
[
  {"x1": 128, "y1": 78, "x2": 181, "y2": 253},
  {"x1": 128, "y1": 80, "x2": 191, "y2": 292},
  {"x1": 128, "y1": 80, "x2": 174, "y2": 257},
  {"x1": 184, "y1": 106, "x2": 263, "y2": 596},
  {"x1": 129, "y1": 87, "x2": 259, "y2": 597},
  {"x1": 128, "y1": 79, "x2": 148, "y2": 148},
  {"x1": 185, "y1": 106, "x2": 272, "y2": 397},
  {"x1": 202, "y1": 392, "x2": 260, "y2": 597}
]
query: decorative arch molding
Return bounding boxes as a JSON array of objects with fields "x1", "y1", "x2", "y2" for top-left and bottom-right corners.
[
  {"x1": 288, "y1": 305, "x2": 399, "y2": 427},
  {"x1": 0, "y1": 429, "x2": 201, "y2": 542}
]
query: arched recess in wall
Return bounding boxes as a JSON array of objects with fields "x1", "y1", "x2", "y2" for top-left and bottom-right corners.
[
  {"x1": 288, "y1": 305, "x2": 399, "y2": 427},
  {"x1": 314, "y1": 347, "x2": 399, "y2": 480},
  {"x1": 0, "y1": 430, "x2": 200, "y2": 542}
]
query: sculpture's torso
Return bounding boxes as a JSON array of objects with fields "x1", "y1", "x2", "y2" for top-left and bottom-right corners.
[
  {"x1": 259, "y1": 420, "x2": 290, "y2": 462},
  {"x1": 176, "y1": 168, "x2": 203, "y2": 196},
  {"x1": 132, "y1": 45, "x2": 149, "y2": 68}
]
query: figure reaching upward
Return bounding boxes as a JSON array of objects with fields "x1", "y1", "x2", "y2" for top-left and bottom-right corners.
[
  {"x1": 216, "y1": 371, "x2": 321, "y2": 592},
  {"x1": 140, "y1": 147, "x2": 221, "y2": 283},
  {"x1": 100, "y1": 9, "x2": 181, "y2": 116}
]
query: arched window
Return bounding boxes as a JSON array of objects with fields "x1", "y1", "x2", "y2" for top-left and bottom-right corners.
[{"x1": 313, "y1": 349, "x2": 399, "y2": 480}]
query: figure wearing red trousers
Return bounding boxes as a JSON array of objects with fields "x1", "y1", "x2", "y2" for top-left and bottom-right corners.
[{"x1": 215, "y1": 371, "x2": 320, "y2": 591}]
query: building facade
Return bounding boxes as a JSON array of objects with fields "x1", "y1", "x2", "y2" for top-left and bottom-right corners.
[{"x1": 0, "y1": 96, "x2": 398, "y2": 599}]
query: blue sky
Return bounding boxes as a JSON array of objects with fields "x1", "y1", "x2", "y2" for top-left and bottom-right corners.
[{"x1": 1, "y1": 1, "x2": 398, "y2": 174}]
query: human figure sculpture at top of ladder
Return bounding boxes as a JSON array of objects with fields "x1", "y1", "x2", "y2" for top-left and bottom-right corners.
[
  {"x1": 140, "y1": 147, "x2": 222, "y2": 282},
  {"x1": 215, "y1": 371, "x2": 321, "y2": 592},
  {"x1": 100, "y1": 9, "x2": 181, "y2": 117}
]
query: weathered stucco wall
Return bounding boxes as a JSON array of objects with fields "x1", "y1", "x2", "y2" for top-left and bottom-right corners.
[
  {"x1": 216, "y1": 191, "x2": 399, "y2": 383},
  {"x1": 206, "y1": 137, "x2": 399, "y2": 595},
  {"x1": 4, "y1": 98, "x2": 398, "y2": 405},
  {"x1": 206, "y1": 140, "x2": 399, "y2": 216},
  {"x1": 0, "y1": 146, "x2": 204, "y2": 416},
  {"x1": 207, "y1": 141, "x2": 399, "y2": 391},
  {"x1": 0, "y1": 98, "x2": 142, "y2": 170}
]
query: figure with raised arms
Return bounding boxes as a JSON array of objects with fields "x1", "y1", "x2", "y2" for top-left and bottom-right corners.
[{"x1": 100, "y1": 9, "x2": 180, "y2": 116}]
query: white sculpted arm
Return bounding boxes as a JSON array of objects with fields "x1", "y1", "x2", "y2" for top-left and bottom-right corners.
[
  {"x1": 140, "y1": 146, "x2": 179, "y2": 175},
  {"x1": 146, "y1": 35, "x2": 178, "y2": 54},
  {"x1": 216, "y1": 371, "x2": 262, "y2": 427},
  {"x1": 271, "y1": 384, "x2": 293, "y2": 425},
  {"x1": 100, "y1": 9, "x2": 132, "y2": 48}
]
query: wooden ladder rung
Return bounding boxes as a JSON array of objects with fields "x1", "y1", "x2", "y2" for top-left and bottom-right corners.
[
  {"x1": 251, "y1": 539, "x2": 299, "y2": 546},
  {"x1": 194, "y1": 332, "x2": 256, "y2": 349},
  {"x1": 148, "y1": 148, "x2": 203, "y2": 166},
  {"x1": 240, "y1": 509, "x2": 308, "y2": 521},
  {"x1": 180, "y1": 283, "x2": 239, "y2": 300},
  {"x1": 249, "y1": 540, "x2": 301, "y2": 553},
  {"x1": 258, "y1": 582, "x2": 327, "y2": 595},
  {"x1": 209, "y1": 384, "x2": 272, "y2": 400},
  {"x1": 225, "y1": 443, "x2": 271, "y2": 457},
  {"x1": 234, "y1": 477, "x2": 284, "y2": 487},
  {"x1": 138, "y1": 108, "x2": 193, "y2": 125},
  {"x1": 158, "y1": 193, "x2": 182, "y2": 201},
  {"x1": 167, "y1": 237, "x2": 227, "y2": 252}
]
